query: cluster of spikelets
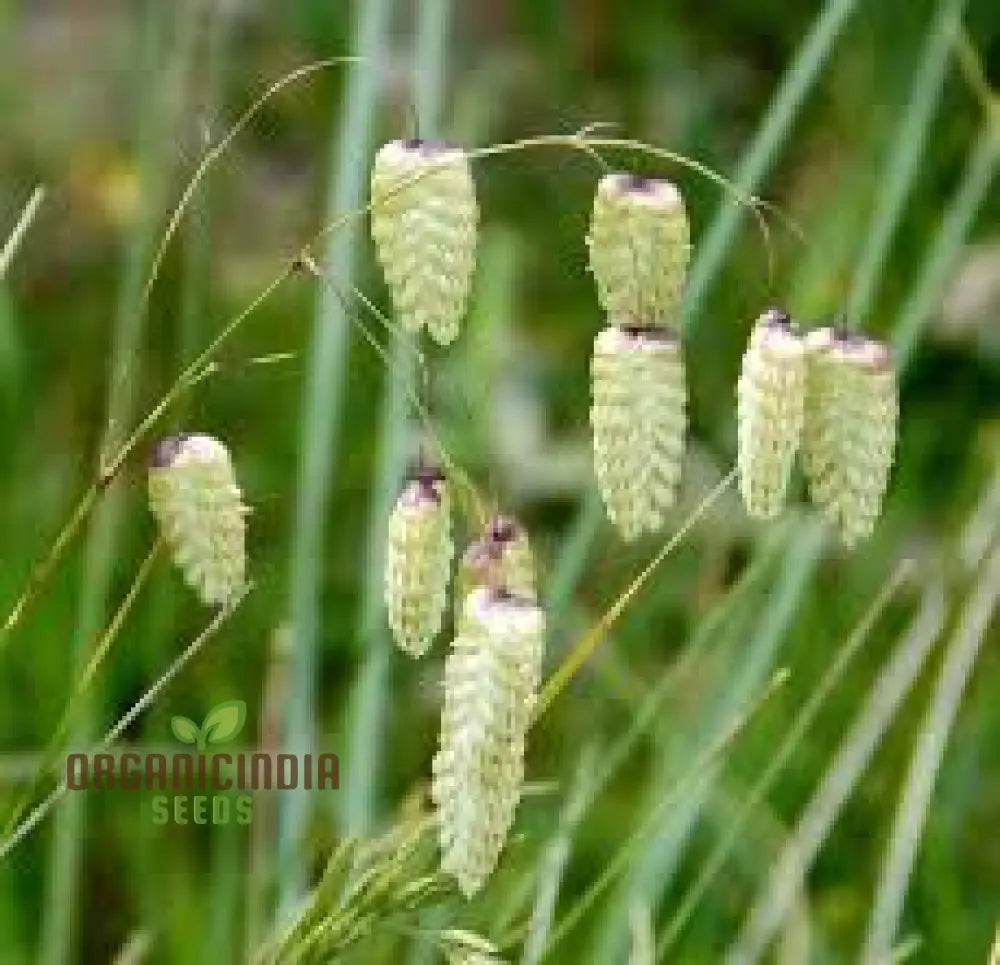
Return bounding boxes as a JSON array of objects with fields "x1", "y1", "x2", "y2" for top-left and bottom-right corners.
[
  {"x1": 735, "y1": 310, "x2": 899, "y2": 545},
  {"x1": 147, "y1": 433, "x2": 249, "y2": 606},
  {"x1": 383, "y1": 475, "x2": 543, "y2": 895},
  {"x1": 367, "y1": 138, "x2": 902, "y2": 913},
  {"x1": 370, "y1": 139, "x2": 478, "y2": 345},
  {"x1": 587, "y1": 173, "x2": 691, "y2": 540}
]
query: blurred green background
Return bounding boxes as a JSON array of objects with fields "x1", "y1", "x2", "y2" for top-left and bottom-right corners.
[{"x1": 0, "y1": 0, "x2": 999, "y2": 961}]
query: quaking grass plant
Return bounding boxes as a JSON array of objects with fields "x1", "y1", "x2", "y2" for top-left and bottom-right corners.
[
  {"x1": 1, "y1": 4, "x2": 997, "y2": 962},
  {"x1": 0, "y1": 47, "x2": 777, "y2": 859}
]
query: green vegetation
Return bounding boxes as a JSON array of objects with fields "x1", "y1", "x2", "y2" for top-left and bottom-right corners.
[{"x1": 0, "y1": 0, "x2": 998, "y2": 961}]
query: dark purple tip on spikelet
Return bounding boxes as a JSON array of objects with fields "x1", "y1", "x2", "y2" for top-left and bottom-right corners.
[
  {"x1": 763, "y1": 307, "x2": 793, "y2": 330},
  {"x1": 150, "y1": 434, "x2": 189, "y2": 469},
  {"x1": 624, "y1": 173, "x2": 656, "y2": 193},
  {"x1": 490, "y1": 515, "x2": 517, "y2": 544}
]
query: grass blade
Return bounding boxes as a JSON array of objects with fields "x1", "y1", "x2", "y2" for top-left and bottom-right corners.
[
  {"x1": 0, "y1": 186, "x2": 45, "y2": 280},
  {"x1": 683, "y1": 0, "x2": 862, "y2": 313},
  {"x1": 590, "y1": 521, "x2": 824, "y2": 962},
  {"x1": 845, "y1": 0, "x2": 967, "y2": 327},
  {"x1": 0, "y1": 589, "x2": 248, "y2": 863},
  {"x1": 892, "y1": 126, "x2": 1000, "y2": 367},
  {"x1": 278, "y1": 0, "x2": 394, "y2": 917},
  {"x1": 520, "y1": 745, "x2": 599, "y2": 965},
  {"x1": 40, "y1": 5, "x2": 188, "y2": 959},
  {"x1": 543, "y1": 668, "x2": 791, "y2": 958},
  {"x1": 342, "y1": 0, "x2": 453, "y2": 843},
  {"x1": 861, "y1": 548, "x2": 1000, "y2": 962},
  {"x1": 723, "y1": 580, "x2": 944, "y2": 962},
  {"x1": 656, "y1": 559, "x2": 914, "y2": 957}
]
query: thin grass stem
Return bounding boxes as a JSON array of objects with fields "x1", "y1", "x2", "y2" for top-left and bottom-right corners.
[
  {"x1": 0, "y1": 186, "x2": 45, "y2": 280},
  {"x1": 534, "y1": 468, "x2": 736, "y2": 719},
  {"x1": 0, "y1": 585, "x2": 249, "y2": 862},
  {"x1": 2, "y1": 540, "x2": 162, "y2": 837}
]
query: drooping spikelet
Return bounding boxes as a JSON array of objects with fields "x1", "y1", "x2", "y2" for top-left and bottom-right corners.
[
  {"x1": 590, "y1": 326, "x2": 687, "y2": 540},
  {"x1": 586, "y1": 173, "x2": 691, "y2": 327},
  {"x1": 455, "y1": 515, "x2": 535, "y2": 626},
  {"x1": 432, "y1": 588, "x2": 545, "y2": 897},
  {"x1": 384, "y1": 470, "x2": 453, "y2": 657},
  {"x1": 148, "y1": 434, "x2": 248, "y2": 606},
  {"x1": 801, "y1": 329, "x2": 899, "y2": 546},
  {"x1": 370, "y1": 139, "x2": 478, "y2": 345},
  {"x1": 736, "y1": 309, "x2": 807, "y2": 519}
]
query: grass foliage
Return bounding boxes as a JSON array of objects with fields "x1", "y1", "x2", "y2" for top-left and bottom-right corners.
[{"x1": 0, "y1": 0, "x2": 998, "y2": 962}]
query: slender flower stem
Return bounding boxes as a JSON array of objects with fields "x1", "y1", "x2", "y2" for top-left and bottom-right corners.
[
  {"x1": 0, "y1": 185, "x2": 46, "y2": 280},
  {"x1": 2, "y1": 540, "x2": 163, "y2": 837},
  {"x1": 0, "y1": 585, "x2": 249, "y2": 862}
]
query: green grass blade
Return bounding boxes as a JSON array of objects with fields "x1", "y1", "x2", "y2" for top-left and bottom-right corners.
[
  {"x1": 544, "y1": 668, "x2": 791, "y2": 959},
  {"x1": 520, "y1": 745, "x2": 600, "y2": 965},
  {"x1": 590, "y1": 521, "x2": 824, "y2": 962},
  {"x1": 39, "y1": 5, "x2": 187, "y2": 960},
  {"x1": 725, "y1": 580, "x2": 945, "y2": 963},
  {"x1": 278, "y1": 0, "x2": 393, "y2": 917},
  {"x1": 845, "y1": 0, "x2": 967, "y2": 327},
  {"x1": 683, "y1": 0, "x2": 862, "y2": 315},
  {"x1": 861, "y1": 548, "x2": 1000, "y2": 962},
  {"x1": 342, "y1": 0, "x2": 453, "y2": 843},
  {"x1": 656, "y1": 559, "x2": 913, "y2": 958},
  {"x1": 0, "y1": 186, "x2": 45, "y2": 281},
  {"x1": 892, "y1": 126, "x2": 1000, "y2": 367}
]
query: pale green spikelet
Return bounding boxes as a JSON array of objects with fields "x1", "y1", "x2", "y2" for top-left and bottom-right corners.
[
  {"x1": 431, "y1": 588, "x2": 545, "y2": 897},
  {"x1": 737, "y1": 309, "x2": 807, "y2": 519},
  {"x1": 455, "y1": 515, "x2": 536, "y2": 626},
  {"x1": 591, "y1": 326, "x2": 687, "y2": 540},
  {"x1": 384, "y1": 470, "x2": 454, "y2": 657},
  {"x1": 147, "y1": 434, "x2": 249, "y2": 606},
  {"x1": 586, "y1": 173, "x2": 691, "y2": 327},
  {"x1": 370, "y1": 139, "x2": 478, "y2": 345},
  {"x1": 802, "y1": 329, "x2": 899, "y2": 546}
]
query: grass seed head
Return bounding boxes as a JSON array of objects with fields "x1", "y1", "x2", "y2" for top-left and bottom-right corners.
[
  {"x1": 801, "y1": 329, "x2": 898, "y2": 546},
  {"x1": 384, "y1": 469, "x2": 454, "y2": 657},
  {"x1": 431, "y1": 588, "x2": 545, "y2": 897},
  {"x1": 147, "y1": 433, "x2": 248, "y2": 606},
  {"x1": 591, "y1": 325, "x2": 687, "y2": 540},
  {"x1": 370, "y1": 139, "x2": 478, "y2": 345},
  {"x1": 737, "y1": 308, "x2": 807, "y2": 519},
  {"x1": 586, "y1": 172, "x2": 691, "y2": 327},
  {"x1": 455, "y1": 515, "x2": 536, "y2": 626}
]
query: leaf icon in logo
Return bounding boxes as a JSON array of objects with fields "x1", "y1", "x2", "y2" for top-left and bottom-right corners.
[
  {"x1": 201, "y1": 699, "x2": 246, "y2": 746},
  {"x1": 171, "y1": 715, "x2": 199, "y2": 745}
]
